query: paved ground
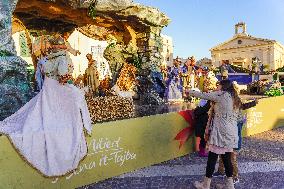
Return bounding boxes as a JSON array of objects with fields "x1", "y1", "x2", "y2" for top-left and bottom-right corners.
[{"x1": 79, "y1": 127, "x2": 284, "y2": 189}]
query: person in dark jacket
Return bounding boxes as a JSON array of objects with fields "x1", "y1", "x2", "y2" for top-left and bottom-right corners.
[{"x1": 194, "y1": 100, "x2": 211, "y2": 157}]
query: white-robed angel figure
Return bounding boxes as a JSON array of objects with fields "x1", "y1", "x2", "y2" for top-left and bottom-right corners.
[{"x1": 0, "y1": 32, "x2": 92, "y2": 177}]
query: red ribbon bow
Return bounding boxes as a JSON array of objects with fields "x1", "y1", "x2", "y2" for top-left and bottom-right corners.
[{"x1": 174, "y1": 110, "x2": 195, "y2": 149}]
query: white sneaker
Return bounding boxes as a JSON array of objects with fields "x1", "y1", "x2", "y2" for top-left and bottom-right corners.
[{"x1": 233, "y1": 177, "x2": 239, "y2": 184}]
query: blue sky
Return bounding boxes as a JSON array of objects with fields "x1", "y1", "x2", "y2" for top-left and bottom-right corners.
[{"x1": 135, "y1": 0, "x2": 284, "y2": 60}]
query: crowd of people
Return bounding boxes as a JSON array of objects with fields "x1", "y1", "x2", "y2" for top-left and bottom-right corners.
[{"x1": 162, "y1": 56, "x2": 218, "y2": 102}]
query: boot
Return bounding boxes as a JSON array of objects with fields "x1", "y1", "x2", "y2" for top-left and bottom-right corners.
[
  {"x1": 193, "y1": 177, "x2": 211, "y2": 189},
  {"x1": 198, "y1": 147, "x2": 208, "y2": 157},
  {"x1": 216, "y1": 177, "x2": 235, "y2": 189}
]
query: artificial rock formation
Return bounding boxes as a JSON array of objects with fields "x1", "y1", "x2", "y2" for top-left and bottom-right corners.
[
  {"x1": 14, "y1": 0, "x2": 170, "y2": 72},
  {"x1": 0, "y1": 0, "x2": 170, "y2": 119},
  {"x1": 0, "y1": 0, "x2": 32, "y2": 120}
]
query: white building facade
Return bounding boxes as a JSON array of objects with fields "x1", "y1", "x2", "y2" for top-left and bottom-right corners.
[
  {"x1": 160, "y1": 34, "x2": 174, "y2": 66},
  {"x1": 210, "y1": 22, "x2": 284, "y2": 70}
]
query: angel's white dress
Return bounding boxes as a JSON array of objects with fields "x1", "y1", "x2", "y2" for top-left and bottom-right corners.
[{"x1": 0, "y1": 46, "x2": 92, "y2": 177}]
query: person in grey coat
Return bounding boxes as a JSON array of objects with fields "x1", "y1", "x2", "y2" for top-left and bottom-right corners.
[{"x1": 188, "y1": 79, "x2": 242, "y2": 189}]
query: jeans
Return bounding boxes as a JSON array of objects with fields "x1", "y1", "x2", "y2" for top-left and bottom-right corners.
[{"x1": 235, "y1": 121, "x2": 243, "y2": 151}]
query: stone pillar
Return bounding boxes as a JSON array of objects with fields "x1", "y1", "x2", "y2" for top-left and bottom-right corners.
[
  {"x1": 136, "y1": 26, "x2": 165, "y2": 104},
  {"x1": 235, "y1": 25, "x2": 238, "y2": 35},
  {"x1": 243, "y1": 24, "x2": 247, "y2": 34},
  {"x1": 136, "y1": 32, "x2": 149, "y2": 65},
  {"x1": 138, "y1": 26, "x2": 163, "y2": 72},
  {"x1": 270, "y1": 47, "x2": 275, "y2": 70}
]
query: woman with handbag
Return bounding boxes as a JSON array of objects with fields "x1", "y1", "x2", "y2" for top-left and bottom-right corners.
[{"x1": 188, "y1": 79, "x2": 242, "y2": 189}]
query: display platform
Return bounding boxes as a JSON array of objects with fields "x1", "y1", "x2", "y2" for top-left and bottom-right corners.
[{"x1": 0, "y1": 96, "x2": 284, "y2": 189}]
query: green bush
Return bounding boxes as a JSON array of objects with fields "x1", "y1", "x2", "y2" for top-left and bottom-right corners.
[{"x1": 264, "y1": 88, "x2": 283, "y2": 97}]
